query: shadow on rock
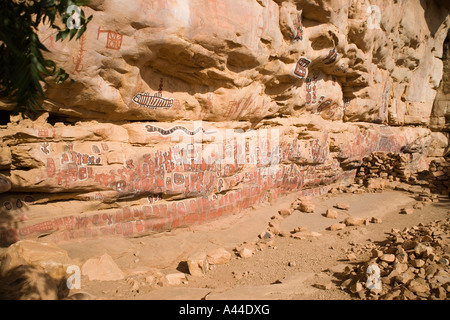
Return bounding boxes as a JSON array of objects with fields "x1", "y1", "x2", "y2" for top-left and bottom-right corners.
[{"x1": 0, "y1": 265, "x2": 69, "y2": 300}]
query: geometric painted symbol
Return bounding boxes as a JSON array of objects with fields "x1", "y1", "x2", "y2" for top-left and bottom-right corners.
[
  {"x1": 3, "y1": 201, "x2": 12, "y2": 210},
  {"x1": 40, "y1": 142, "x2": 50, "y2": 154},
  {"x1": 132, "y1": 92, "x2": 174, "y2": 109},
  {"x1": 173, "y1": 173, "x2": 185, "y2": 185},
  {"x1": 91, "y1": 145, "x2": 101, "y2": 154},
  {"x1": 305, "y1": 78, "x2": 312, "y2": 104},
  {"x1": 47, "y1": 158, "x2": 56, "y2": 178},
  {"x1": 323, "y1": 48, "x2": 338, "y2": 64},
  {"x1": 116, "y1": 180, "x2": 127, "y2": 192},
  {"x1": 97, "y1": 26, "x2": 123, "y2": 50},
  {"x1": 144, "y1": 124, "x2": 217, "y2": 136},
  {"x1": 312, "y1": 81, "x2": 317, "y2": 104},
  {"x1": 294, "y1": 13, "x2": 303, "y2": 41},
  {"x1": 294, "y1": 57, "x2": 311, "y2": 79}
]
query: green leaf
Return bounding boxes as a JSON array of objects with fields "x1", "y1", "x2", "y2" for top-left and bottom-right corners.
[
  {"x1": 76, "y1": 25, "x2": 86, "y2": 39},
  {"x1": 69, "y1": 27, "x2": 78, "y2": 40},
  {"x1": 36, "y1": 61, "x2": 52, "y2": 76},
  {"x1": 37, "y1": 41, "x2": 50, "y2": 52},
  {"x1": 1, "y1": 0, "x2": 92, "y2": 117}
]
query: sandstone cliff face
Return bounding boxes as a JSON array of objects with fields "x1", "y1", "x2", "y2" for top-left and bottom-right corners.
[{"x1": 0, "y1": 0, "x2": 449, "y2": 245}]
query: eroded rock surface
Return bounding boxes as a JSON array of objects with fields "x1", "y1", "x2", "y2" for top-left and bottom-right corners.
[{"x1": 0, "y1": 0, "x2": 449, "y2": 245}]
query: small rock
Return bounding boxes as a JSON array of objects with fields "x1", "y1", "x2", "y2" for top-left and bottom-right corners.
[
  {"x1": 413, "y1": 203, "x2": 424, "y2": 210},
  {"x1": 370, "y1": 217, "x2": 382, "y2": 224},
  {"x1": 371, "y1": 249, "x2": 383, "y2": 258},
  {"x1": 325, "y1": 209, "x2": 338, "y2": 219},
  {"x1": 395, "y1": 271, "x2": 415, "y2": 284},
  {"x1": 288, "y1": 261, "x2": 296, "y2": 267},
  {"x1": 259, "y1": 230, "x2": 274, "y2": 239},
  {"x1": 340, "y1": 278, "x2": 353, "y2": 290},
  {"x1": 278, "y1": 231, "x2": 291, "y2": 237},
  {"x1": 187, "y1": 252, "x2": 209, "y2": 276},
  {"x1": 329, "y1": 223, "x2": 346, "y2": 231},
  {"x1": 293, "y1": 226, "x2": 308, "y2": 233},
  {"x1": 380, "y1": 254, "x2": 395, "y2": 263},
  {"x1": 393, "y1": 262, "x2": 408, "y2": 273},
  {"x1": 414, "y1": 244, "x2": 433, "y2": 257},
  {"x1": 400, "y1": 207, "x2": 414, "y2": 215},
  {"x1": 327, "y1": 264, "x2": 351, "y2": 274},
  {"x1": 335, "y1": 203, "x2": 350, "y2": 210},
  {"x1": 402, "y1": 240, "x2": 418, "y2": 250},
  {"x1": 257, "y1": 239, "x2": 274, "y2": 249},
  {"x1": 402, "y1": 288, "x2": 417, "y2": 300},
  {"x1": 165, "y1": 273, "x2": 187, "y2": 285},
  {"x1": 291, "y1": 233, "x2": 305, "y2": 240},
  {"x1": 425, "y1": 264, "x2": 438, "y2": 277},
  {"x1": 291, "y1": 199, "x2": 302, "y2": 209},
  {"x1": 314, "y1": 282, "x2": 332, "y2": 290},
  {"x1": 299, "y1": 202, "x2": 315, "y2": 213},
  {"x1": 408, "y1": 279, "x2": 430, "y2": 294},
  {"x1": 81, "y1": 253, "x2": 124, "y2": 281},
  {"x1": 207, "y1": 248, "x2": 231, "y2": 265},
  {"x1": 238, "y1": 248, "x2": 253, "y2": 259},
  {"x1": 350, "y1": 282, "x2": 364, "y2": 293},
  {"x1": 344, "y1": 217, "x2": 365, "y2": 226},
  {"x1": 279, "y1": 208, "x2": 293, "y2": 216},
  {"x1": 347, "y1": 253, "x2": 357, "y2": 261},
  {"x1": 267, "y1": 226, "x2": 280, "y2": 236},
  {"x1": 411, "y1": 259, "x2": 425, "y2": 268},
  {"x1": 268, "y1": 220, "x2": 280, "y2": 229},
  {"x1": 434, "y1": 286, "x2": 447, "y2": 300},
  {"x1": 383, "y1": 289, "x2": 402, "y2": 300}
]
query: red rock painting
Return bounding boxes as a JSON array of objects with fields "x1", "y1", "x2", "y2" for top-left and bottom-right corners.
[{"x1": 97, "y1": 26, "x2": 123, "y2": 50}]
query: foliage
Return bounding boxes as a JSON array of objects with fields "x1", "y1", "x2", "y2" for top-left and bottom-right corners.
[{"x1": 0, "y1": 0, "x2": 92, "y2": 118}]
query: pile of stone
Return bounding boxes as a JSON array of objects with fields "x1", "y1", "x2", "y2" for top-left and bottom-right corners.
[
  {"x1": 428, "y1": 157, "x2": 450, "y2": 196},
  {"x1": 355, "y1": 152, "x2": 413, "y2": 186},
  {"x1": 327, "y1": 183, "x2": 367, "y2": 196},
  {"x1": 338, "y1": 218, "x2": 450, "y2": 300}
]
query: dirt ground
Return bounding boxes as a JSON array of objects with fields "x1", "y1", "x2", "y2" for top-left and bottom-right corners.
[{"x1": 53, "y1": 183, "x2": 450, "y2": 300}]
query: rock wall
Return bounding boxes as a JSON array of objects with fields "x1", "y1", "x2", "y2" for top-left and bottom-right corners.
[{"x1": 0, "y1": 0, "x2": 449, "y2": 246}]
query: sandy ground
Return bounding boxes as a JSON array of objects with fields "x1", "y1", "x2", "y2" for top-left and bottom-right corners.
[{"x1": 54, "y1": 184, "x2": 450, "y2": 300}]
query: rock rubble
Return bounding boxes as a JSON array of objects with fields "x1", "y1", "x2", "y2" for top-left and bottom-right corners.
[{"x1": 337, "y1": 219, "x2": 450, "y2": 300}]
